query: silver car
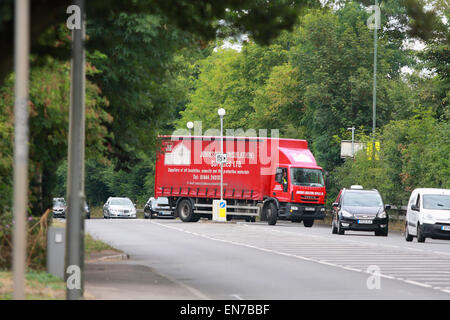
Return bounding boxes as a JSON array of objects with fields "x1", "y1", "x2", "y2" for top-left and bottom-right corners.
[
  {"x1": 52, "y1": 197, "x2": 67, "y2": 218},
  {"x1": 103, "y1": 197, "x2": 137, "y2": 219}
]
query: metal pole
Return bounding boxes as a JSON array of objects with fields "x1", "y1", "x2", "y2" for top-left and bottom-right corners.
[
  {"x1": 220, "y1": 116, "x2": 223, "y2": 200},
  {"x1": 65, "y1": 0, "x2": 85, "y2": 300},
  {"x1": 12, "y1": 0, "x2": 30, "y2": 300},
  {"x1": 372, "y1": 0, "x2": 378, "y2": 160},
  {"x1": 351, "y1": 127, "x2": 355, "y2": 158}
]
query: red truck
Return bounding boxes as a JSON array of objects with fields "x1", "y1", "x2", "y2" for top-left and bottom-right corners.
[{"x1": 154, "y1": 135, "x2": 326, "y2": 226}]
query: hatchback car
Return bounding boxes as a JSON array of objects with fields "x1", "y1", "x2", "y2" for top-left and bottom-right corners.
[
  {"x1": 331, "y1": 186, "x2": 390, "y2": 236},
  {"x1": 144, "y1": 197, "x2": 173, "y2": 219},
  {"x1": 405, "y1": 188, "x2": 450, "y2": 243},
  {"x1": 103, "y1": 197, "x2": 137, "y2": 219}
]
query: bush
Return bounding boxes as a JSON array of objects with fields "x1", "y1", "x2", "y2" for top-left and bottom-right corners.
[{"x1": 0, "y1": 209, "x2": 51, "y2": 270}]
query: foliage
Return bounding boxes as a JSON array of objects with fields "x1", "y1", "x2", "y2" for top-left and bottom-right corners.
[
  {"x1": 0, "y1": 58, "x2": 110, "y2": 214},
  {"x1": 331, "y1": 114, "x2": 450, "y2": 206},
  {"x1": 178, "y1": 4, "x2": 415, "y2": 171},
  {"x1": 0, "y1": 210, "x2": 52, "y2": 271}
]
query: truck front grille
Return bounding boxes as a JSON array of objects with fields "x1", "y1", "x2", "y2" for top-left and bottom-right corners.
[{"x1": 301, "y1": 196, "x2": 319, "y2": 202}]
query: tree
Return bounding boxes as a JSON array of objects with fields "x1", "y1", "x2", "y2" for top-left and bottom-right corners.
[{"x1": 0, "y1": 58, "x2": 110, "y2": 214}]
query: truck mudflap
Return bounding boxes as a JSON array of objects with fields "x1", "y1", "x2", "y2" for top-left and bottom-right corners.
[{"x1": 280, "y1": 203, "x2": 326, "y2": 221}]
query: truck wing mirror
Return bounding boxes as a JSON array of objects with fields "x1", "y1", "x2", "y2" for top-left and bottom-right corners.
[
  {"x1": 275, "y1": 173, "x2": 282, "y2": 183},
  {"x1": 385, "y1": 204, "x2": 391, "y2": 210},
  {"x1": 411, "y1": 204, "x2": 419, "y2": 212}
]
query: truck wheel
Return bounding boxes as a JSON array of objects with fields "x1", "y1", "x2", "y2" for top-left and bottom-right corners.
[
  {"x1": 177, "y1": 199, "x2": 198, "y2": 222},
  {"x1": 260, "y1": 209, "x2": 267, "y2": 222},
  {"x1": 303, "y1": 219, "x2": 314, "y2": 228},
  {"x1": 266, "y1": 202, "x2": 278, "y2": 226}
]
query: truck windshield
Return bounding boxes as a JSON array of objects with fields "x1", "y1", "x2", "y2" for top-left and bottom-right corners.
[
  {"x1": 423, "y1": 195, "x2": 450, "y2": 210},
  {"x1": 343, "y1": 191, "x2": 383, "y2": 207},
  {"x1": 290, "y1": 168, "x2": 324, "y2": 187}
]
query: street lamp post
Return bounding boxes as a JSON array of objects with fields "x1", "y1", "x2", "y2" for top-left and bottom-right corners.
[
  {"x1": 347, "y1": 126, "x2": 355, "y2": 158},
  {"x1": 187, "y1": 121, "x2": 193, "y2": 136},
  {"x1": 218, "y1": 108, "x2": 226, "y2": 200},
  {"x1": 372, "y1": 0, "x2": 379, "y2": 160}
]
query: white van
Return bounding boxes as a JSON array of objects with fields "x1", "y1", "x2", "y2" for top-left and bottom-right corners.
[{"x1": 405, "y1": 188, "x2": 450, "y2": 242}]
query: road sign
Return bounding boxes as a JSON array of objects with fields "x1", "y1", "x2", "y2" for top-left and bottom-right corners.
[
  {"x1": 213, "y1": 199, "x2": 227, "y2": 222},
  {"x1": 367, "y1": 141, "x2": 380, "y2": 160},
  {"x1": 216, "y1": 153, "x2": 227, "y2": 164}
]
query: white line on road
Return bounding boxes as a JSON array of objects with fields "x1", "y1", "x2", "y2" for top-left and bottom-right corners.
[{"x1": 150, "y1": 221, "x2": 450, "y2": 296}]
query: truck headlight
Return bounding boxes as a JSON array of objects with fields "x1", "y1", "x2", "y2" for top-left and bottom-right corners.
[
  {"x1": 291, "y1": 206, "x2": 298, "y2": 211},
  {"x1": 378, "y1": 211, "x2": 387, "y2": 218},
  {"x1": 320, "y1": 207, "x2": 326, "y2": 212},
  {"x1": 341, "y1": 210, "x2": 352, "y2": 218}
]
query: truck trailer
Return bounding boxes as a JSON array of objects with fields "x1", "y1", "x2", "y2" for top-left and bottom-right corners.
[{"x1": 154, "y1": 135, "x2": 326, "y2": 226}]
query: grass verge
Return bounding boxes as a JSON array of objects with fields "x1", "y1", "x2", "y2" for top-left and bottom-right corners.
[{"x1": 0, "y1": 270, "x2": 65, "y2": 300}]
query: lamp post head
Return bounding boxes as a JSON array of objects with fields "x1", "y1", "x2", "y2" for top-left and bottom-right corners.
[
  {"x1": 218, "y1": 108, "x2": 226, "y2": 117},
  {"x1": 186, "y1": 121, "x2": 194, "y2": 129}
]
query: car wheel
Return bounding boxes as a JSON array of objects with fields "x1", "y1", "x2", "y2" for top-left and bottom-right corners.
[
  {"x1": 337, "y1": 221, "x2": 345, "y2": 235},
  {"x1": 265, "y1": 202, "x2": 278, "y2": 226},
  {"x1": 405, "y1": 223, "x2": 413, "y2": 242},
  {"x1": 303, "y1": 219, "x2": 314, "y2": 228},
  {"x1": 332, "y1": 218, "x2": 338, "y2": 234},
  {"x1": 417, "y1": 224, "x2": 426, "y2": 243}
]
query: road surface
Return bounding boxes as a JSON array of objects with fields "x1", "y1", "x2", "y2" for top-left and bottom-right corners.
[{"x1": 85, "y1": 218, "x2": 450, "y2": 299}]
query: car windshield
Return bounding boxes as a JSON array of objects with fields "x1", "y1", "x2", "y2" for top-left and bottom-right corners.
[
  {"x1": 290, "y1": 168, "x2": 324, "y2": 187},
  {"x1": 110, "y1": 198, "x2": 132, "y2": 206},
  {"x1": 343, "y1": 191, "x2": 383, "y2": 207},
  {"x1": 423, "y1": 195, "x2": 450, "y2": 210},
  {"x1": 53, "y1": 199, "x2": 65, "y2": 206}
]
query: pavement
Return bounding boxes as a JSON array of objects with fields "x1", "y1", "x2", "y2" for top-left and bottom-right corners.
[{"x1": 85, "y1": 218, "x2": 450, "y2": 300}]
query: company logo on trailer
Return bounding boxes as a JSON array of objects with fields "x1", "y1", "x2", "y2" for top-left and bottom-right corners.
[{"x1": 164, "y1": 143, "x2": 191, "y2": 165}]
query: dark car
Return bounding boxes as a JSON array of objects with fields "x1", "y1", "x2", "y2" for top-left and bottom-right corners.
[
  {"x1": 144, "y1": 197, "x2": 173, "y2": 219},
  {"x1": 331, "y1": 185, "x2": 390, "y2": 236}
]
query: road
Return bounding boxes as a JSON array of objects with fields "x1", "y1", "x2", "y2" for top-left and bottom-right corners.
[{"x1": 85, "y1": 218, "x2": 450, "y2": 299}]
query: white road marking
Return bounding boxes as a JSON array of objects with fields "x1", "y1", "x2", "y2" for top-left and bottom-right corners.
[{"x1": 151, "y1": 221, "x2": 450, "y2": 295}]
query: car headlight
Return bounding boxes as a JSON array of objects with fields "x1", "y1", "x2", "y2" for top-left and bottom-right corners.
[
  {"x1": 378, "y1": 211, "x2": 387, "y2": 218},
  {"x1": 424, "y1": 213, "x2": 434, "y2": 222},
  {"x1": 341, "y1": 210, "x2": 353, "y2": 218}
]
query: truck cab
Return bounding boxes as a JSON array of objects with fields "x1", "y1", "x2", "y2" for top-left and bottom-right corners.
[
  {"x1": 264, "y1": 142, "x2": 326, "y2": 227},
  {"x1": 270, "y1": 166, "x2": 326, "y2": 227}
]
